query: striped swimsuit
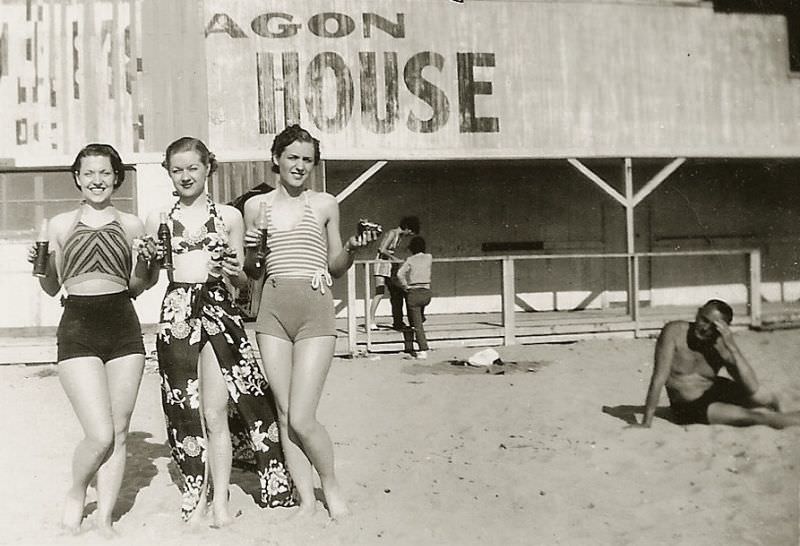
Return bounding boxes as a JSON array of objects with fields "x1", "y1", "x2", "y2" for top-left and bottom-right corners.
[
  {"x1": 61, "y1": 209, "x2": 131, "y2": 289},
  {"x1": 56, "y1": 207, "x2": 143, "y2": 362},
  {"x1": 264, "y1": 192, "x2": 330, "y2": 285},
  {"x1": 255, "y1": 192, "x2": 336, "y2": 341}
]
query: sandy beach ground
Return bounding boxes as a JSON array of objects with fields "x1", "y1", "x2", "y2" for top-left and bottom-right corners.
[{"x1": 1, "y1": 329, "x2": 799, "y2": 546}]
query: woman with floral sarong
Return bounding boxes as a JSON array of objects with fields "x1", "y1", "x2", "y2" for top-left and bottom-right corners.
[{"x1": 140, "y1": 137, "x2": 294, "y2": 526}]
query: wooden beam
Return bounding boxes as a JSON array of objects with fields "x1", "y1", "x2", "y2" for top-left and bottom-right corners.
[
  {"x1": 748, "y1": 249, "x2": 762, "y2": 327},
  {"x1": 567, "y1": 158, "x2": 627, "y2": 207},
  {"x1": 624, "y1": 158, "x2": 635, "y2": 317},
  {"x1": 501, "y1": 257, "x2": 516, "y2": 345},
  {"x1": 346, "y1": 266, "x2": 358, "y2": 355},
  {"x1": 624, "y1": 158, "x2": 634, "y2": 253},
  {"x1": 335, "y1": 160, "x2": 388, "y2": 203},
  {"x1": 632, "y1": 157, "x2": 686, "y2": 207}
]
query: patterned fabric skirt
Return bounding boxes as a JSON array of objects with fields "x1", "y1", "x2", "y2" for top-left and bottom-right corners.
[{"x1": 156, "y1": 281, "x2": 295, "y2": 520}]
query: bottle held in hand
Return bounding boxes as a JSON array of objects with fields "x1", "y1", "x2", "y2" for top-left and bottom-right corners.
[
  {"x1": 32, "y1": 219, "x2": 49, "y2": 278},
  {"x1": 256, "y1": 201, "x2": 270, "y2": 266},
  {"x1": 245, "y1": 201, "x2": 270, "y2": 275},
  {"x1": 157, "y1": 212, "x2": 173, "y2": 270}
]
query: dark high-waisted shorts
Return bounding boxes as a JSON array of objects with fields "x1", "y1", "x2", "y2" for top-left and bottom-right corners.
[
  {"x1": 669, "y1": 377, "x2": 748, "y2": 425},
  {"x1": 57, "y1": 291, "x2": 145, "y2": 363}
]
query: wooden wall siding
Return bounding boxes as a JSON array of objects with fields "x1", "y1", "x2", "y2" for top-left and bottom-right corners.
[
  {"x1": 205, "y1": 1, "x2": 800, "y2": 159},
  {"x1": 139, "y1": 0, "x2": 208, "y2": 152},
  {"x1": 208, "y1": 160, "x2": 273, "y2": 204},
  {"x1": 0, "y1": 0, "x2": 208, "y2": 164},
  {"x1": 0, "y1": 0, "x2": 143, "y2": 161},
  {"x1": 208, "y1": 159, "x2": 326, "y2": 204},
  {"x1": 2, "y1": 1, "x2": 799, "y2": 164}
]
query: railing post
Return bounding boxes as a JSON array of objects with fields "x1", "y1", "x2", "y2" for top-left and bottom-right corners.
[
  {"x1": 364, "y1": 262, "x2": 374, "y2": 351},
  {"x1": 748, "y1": 249, "x2": 762, "y2": 328},
  {"x1": 501, "y1": 257, "x2": 516, "y2": 345},
  {"x1": 632, "y1": 254, "x2": 640, "y2": 336},
  {"x1": 346, "y1": 265, "x2": 358, "y2": 355}
]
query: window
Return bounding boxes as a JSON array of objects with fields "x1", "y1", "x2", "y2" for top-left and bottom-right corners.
[{"x1": 0, "y1": 167, "x2": 136, "y2": 240}]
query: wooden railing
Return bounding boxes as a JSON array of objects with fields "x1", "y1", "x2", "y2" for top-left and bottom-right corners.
[{"x1": 344, "y1": 249, "x2": 763, "y2": 354}]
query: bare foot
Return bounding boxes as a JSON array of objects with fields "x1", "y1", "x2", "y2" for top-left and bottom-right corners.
[
  {"x1": 188, "y1": 502, "x2": 209, "y2": 527},
  {"x1": 95, "y1": 520, "x2": 118, "y2": 540},
  {"x1": 210, "y1": 503, "x2": 237, "y2": 529},
  {"x1": 322, "y1": 484, "x2": 350, "y2": 521},
  {"x1": 60, "y1": 489, "x2": 86, "y2": 534}
]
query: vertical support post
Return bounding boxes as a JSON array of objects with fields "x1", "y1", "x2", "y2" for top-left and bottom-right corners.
[
  {"x1": 346, "y1": 264, "x2": 358, "y2": 355},
  {"x1": 748, "y1": 249, "x2": 762, "y2": 328},
  {"x1": 364, "y1": 262, "x2": 373, "y2": 351},
  {"x1": 624, "y1": 158, "x2": 636, "y2": 318},
  {"x1": 632, "y1": 254, "x2": 640, "y2": 335},
  {"x1": 501, "y1": 257, "x2": 516, "y2": 345}
]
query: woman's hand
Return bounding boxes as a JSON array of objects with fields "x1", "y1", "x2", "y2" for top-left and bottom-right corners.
[
  {"x1": 344, "y1": 229, "x2": 381, "y2": 254},
  {"x1": 220, "y1": 250, "x2": 243, "y2": 278},
  {"x1": 26, "y1": 244, "x2": 37, "y2": 264},
  {"x1": 133, "y1": 235, "x2": 162, "y2": 266},
  {"x1": 243, "y1": 228, "x2": 263, "y2": 248}
]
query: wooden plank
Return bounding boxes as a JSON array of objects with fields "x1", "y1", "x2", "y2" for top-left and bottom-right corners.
[
  {"x1": 567, "y1": 159, "x2": 627, "y2": 207},
  {"x1": 632, "y1": 157, "x2": 686, "y2": 207},
  {"x1": 501, "y1": 257, "x2": 516, "y2": 345}
]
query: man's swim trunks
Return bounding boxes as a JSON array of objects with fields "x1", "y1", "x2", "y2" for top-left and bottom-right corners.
[{"x1": 669, "y1": 377, "x2": 749, "y2": 425}]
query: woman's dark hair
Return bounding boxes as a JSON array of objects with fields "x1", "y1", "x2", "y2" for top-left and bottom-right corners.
[
  {"x1": 162, "y1": 136, "x2": 218, "y2": 175},
  {"x1": 400, "y1": 215, "x2": 420, "y2": 235},
  {"x1": 71, "y1": 143, "x2": 126, "y2": 189},
  {"x1": 270, "y1": 124, "x2": 321, "y2": 173},
  {"x1": 703, "y1": 299, "x2": 733, "y2": 323},
  {"x1": 409, "y1": 236, "x2": 426, "y2": 254}
]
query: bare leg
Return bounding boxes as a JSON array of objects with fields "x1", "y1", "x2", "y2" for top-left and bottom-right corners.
[
  {"x1": 256, "y1": 334, "x2": 316, "y2": 517},
  {"x1": 198, "y1": 344, "x2": 234, "y2": 528},
  {"x1": 708, "y1": 402, "x2": 800, "y2": 429},
  {"x1": 58, "y1": 357, "x2": 115, "y2": 534},
  {"x1": 290, "y1": 336, "x2": 349, "y2": 520},
  {"x1": 94, "y1": 354, "x2": 144, "y2": 537},
  {"x1": 368, "y1": 290, "x2": 384, "y2": 326},
  {"x1": 748, "y1": 386, "x2": 783, "y2": 412}
]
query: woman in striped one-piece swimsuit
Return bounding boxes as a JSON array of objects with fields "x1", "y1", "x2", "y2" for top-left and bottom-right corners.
[{"x1": 243, "y1": 125, "x2": 380, "y2": 520}]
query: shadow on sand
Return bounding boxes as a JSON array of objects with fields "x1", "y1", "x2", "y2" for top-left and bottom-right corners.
[
  {"x1": 602, "y1": 404, "x2": 674, "y2": 425},
  {"x1": 83, "y1": 431, "x2": 169, "y2": 521}
]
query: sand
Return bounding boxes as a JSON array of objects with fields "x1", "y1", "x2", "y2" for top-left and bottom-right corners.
[{"x1": 1, "y1": 329, "x2": 799, "y2": 546}]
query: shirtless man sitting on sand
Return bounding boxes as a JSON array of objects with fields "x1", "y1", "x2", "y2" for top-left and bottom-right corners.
[{"x1": 639, "y1": 299, "x2": 800, "y2": 429}]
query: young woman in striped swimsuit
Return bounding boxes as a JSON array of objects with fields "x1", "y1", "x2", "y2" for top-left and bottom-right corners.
[
  {"x1": 243, "y1": 125, "x2": 379, "y2": 520},
  {"x1": 140, "y1": 137, "x2": 294, "y2": 526},
  {"x1": 27, "y1": 144, "x2": 154, "y2": 538}
]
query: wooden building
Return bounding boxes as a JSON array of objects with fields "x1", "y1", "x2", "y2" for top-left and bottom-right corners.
[{"x1": 1, "y1": 0, "x2": 798, "y2": 346}]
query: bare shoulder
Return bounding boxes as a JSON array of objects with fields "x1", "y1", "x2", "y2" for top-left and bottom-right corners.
[
  {"x1": 216, "y1": 203, "x2": 244, "y2": 229},
  {"x1": 118, "y1": 211, "x2": 145, "y2": 229},
  {"x1": 659, "y1": 320, "x2": 688, "y2": 341},
  {"x1": 308, "y1": 190, "x2": 338, "y2": 218},
  {"x1": 309, "y1": 190, "x2": 336, "y2": 207},
  {"x1": 49, "y1": 210, "x2": 75, "y2": 231},
  {"x1": 243, "y1": 192, "x2": 272, "y2": 213}
]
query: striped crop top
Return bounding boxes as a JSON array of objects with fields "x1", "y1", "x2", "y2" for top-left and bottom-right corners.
[
  {"x1": 61, "y1": 209, "x2": 131, "y2": 288},
  {"x1": 264, "y1": 192, "x2": 329, "y2": 281}
]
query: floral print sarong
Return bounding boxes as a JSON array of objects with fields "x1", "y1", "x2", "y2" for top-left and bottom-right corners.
[{"x1": 157, "y1": 280, "x2": 295, "y2": 520}]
